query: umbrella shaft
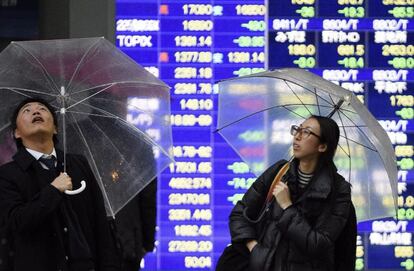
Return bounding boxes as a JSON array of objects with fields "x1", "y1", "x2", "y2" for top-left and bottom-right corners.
[{"x1": 327, "y1": 98, "x2": 345, "y2": 118}]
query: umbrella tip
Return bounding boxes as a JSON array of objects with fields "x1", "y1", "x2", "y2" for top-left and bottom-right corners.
[{"x1": 344, "y1": 94, "x2": 352, "y2": 104}]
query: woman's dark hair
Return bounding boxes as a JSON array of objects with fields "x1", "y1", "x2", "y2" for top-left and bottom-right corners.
[
  {"x1": 11, "y1": 97, "x2": 58, "y2": 149},
  {"x1": 310, "y1": 115, "x2": 340, "y2": 165}
]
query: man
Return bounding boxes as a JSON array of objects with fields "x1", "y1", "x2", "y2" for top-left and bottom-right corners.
[{"x1": 0, "y1": 97, "x2": 119, "y2": 271}]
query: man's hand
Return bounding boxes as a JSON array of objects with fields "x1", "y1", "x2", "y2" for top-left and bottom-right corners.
[
  {"x1": 51, "y1": 172, "x2": 72, "y2": 193},
  {"x1": 272, "y1": 182, "x2": 292, "y2": 210},
  {"x1": 246, "y1": 240, "x2": 258, "y2": 252}
]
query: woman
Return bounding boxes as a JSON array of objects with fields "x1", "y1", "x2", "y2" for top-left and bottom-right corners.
[{"x1": 217, "y1": 115, "x2": 356, "y2": 271}]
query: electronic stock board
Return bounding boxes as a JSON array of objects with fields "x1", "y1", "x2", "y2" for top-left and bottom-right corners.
[{"x1": 116, "y1": 1, "x2": 413, "y2": 270}]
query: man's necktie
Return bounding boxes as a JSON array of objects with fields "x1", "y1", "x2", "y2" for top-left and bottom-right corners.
[{"x1": 38, "y1": 156, "x2": 57, "y2": 171}]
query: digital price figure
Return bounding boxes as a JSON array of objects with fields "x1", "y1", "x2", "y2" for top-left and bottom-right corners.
[
  {"x1": 159, "y1": 2, "x2": 215, "y2": 270},
  {"x1": 268, "y1": 0, "x2": 413, "y2": 270}
]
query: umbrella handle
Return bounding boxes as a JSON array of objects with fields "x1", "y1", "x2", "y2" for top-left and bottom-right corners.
[{"x1": 64, "y1": 180, "x2": 86, "y2": 195}]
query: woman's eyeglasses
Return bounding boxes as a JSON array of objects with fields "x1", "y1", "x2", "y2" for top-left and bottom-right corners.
[{"x1": 290, "y1": 125, "x2": 321, "y2": 139}]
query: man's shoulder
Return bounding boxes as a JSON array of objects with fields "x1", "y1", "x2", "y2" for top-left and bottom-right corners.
[
  {"x1": 0, "y1": 160, "x2": 21, "y2": 173},
  {"x1": 0, "y1": 160, "x2": 25, "y2": 183},
  {"x1": 66, "y1": 153, "x2": 86, "y2": 161},
  {"x1": 66, "y1": 154, "x2": 90, "y2": 169},
  {"x1": 65, "y1": 154, "x2": 92, "y2": 175},
  {"x1": 264, "y1": 159, "x2": 289, "y2": 177},
  {"x1": 56, "y1": 148, "x2": 83, "y2": 160}
]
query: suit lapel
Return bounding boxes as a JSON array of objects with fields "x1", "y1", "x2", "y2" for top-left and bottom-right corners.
[
  {"x1": 13, "y1": 148, "x2": 56, "y2": 188},
  {"x1": 55, "y1": 149, "x2": 65, "y2": 174}
]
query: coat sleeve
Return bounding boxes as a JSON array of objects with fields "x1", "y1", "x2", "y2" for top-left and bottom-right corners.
[
  {"x1": 78, "y1": 156, "x2": 120, "y2": 271},
  {"x1": 139, "y1": 178, "x2": 157, "y2": 252},
  {"x1": 229, "y1": 160, "x2": 287, "y2": 243},
  {"x1": 0, "y1": 169, "x2": 63, "y2": 233},
  {"x1": 276, "y1": 178, "x2": 352, "y2": 259}
]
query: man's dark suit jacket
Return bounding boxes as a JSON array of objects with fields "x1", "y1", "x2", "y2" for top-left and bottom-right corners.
[{"x1": 0, "y1": 148, "x2": 119, "y2": 271}]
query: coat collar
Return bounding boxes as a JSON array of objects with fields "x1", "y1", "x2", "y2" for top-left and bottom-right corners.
[
  {"x1": 13, "y1": 147, "x2": 65, "y2": 171},
  {"x1": 13, "y1": 148, "x2": 37, "y2": 171},
  {"x1": 287, "y1": 159, "x2": 333, "y2": 202}
]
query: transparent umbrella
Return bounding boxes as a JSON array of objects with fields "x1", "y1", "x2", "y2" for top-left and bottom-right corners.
[
  {"x1": 0, "y1": 37, "x2": 174, "y2": 217},
  {"x1": 216, "y1": 68, "x2": 398, "y2": 222}
]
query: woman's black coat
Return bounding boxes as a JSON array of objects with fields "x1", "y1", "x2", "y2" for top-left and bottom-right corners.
[{"x1": 229, "y1": 159, "x2": 356, "y2": 271}]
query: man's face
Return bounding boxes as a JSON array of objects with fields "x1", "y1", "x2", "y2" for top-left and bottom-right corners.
[{"x1": 14, "y1": 102, "x2": 57, "y2": 142}]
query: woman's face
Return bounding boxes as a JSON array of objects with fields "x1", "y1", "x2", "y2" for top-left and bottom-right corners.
[{"x1": 292, "y1": 118, "x2": 326, "y2": 161}]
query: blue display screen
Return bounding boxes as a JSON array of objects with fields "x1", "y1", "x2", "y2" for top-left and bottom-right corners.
[{"x1": 116, "y1": 0, "x2": 413, "y2": 270}]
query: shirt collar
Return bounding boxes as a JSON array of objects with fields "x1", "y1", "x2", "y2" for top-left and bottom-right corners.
[{"x1": 26, "y1": 147, "x2": 57, "y2": 160}]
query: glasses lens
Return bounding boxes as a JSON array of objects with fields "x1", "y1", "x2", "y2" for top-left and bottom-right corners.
[
  {"x1": 291, "y1": 125, "x2": 298, "y2": 136},
  {"x1": 302, "y1": 129, "x2": 311, "y2": 138}
]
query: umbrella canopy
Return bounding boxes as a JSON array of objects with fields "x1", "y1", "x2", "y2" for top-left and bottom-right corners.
[
  {"x1": 216, "y1": 68, "x2": 398, "y2": 222},
  {"x1": 0, "y1": 37, "x2": 173, "y2": 217}
]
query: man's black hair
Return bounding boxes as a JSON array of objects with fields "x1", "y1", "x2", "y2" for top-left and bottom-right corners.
[{"x1": 11, "y1": 97, "x2": 58, "y2": 149}]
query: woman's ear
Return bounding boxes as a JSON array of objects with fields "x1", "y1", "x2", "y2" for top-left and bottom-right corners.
[{"x1": 318, "y1": 143, "x2": 327, "y2": 153}]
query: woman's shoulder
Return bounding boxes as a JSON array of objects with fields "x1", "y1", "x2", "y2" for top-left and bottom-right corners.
[
  {"x1": 261, "y1": 159, "x2": 289, "y2": 178},
  {"x1": 332, "y1": 172, "x2": 351, "y2": 194},
  {"x1": 268, "y1": 159, "x2": 289, "y2": 172}
]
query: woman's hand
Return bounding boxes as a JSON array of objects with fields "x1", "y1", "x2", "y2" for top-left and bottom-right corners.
[{"x1": 272, "y1": 182, "x2": 292, "y2": 210}]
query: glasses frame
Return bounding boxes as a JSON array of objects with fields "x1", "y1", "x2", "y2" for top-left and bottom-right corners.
[{"x1": 290, "y1": 125, "x2": 321, "y2": 140}]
